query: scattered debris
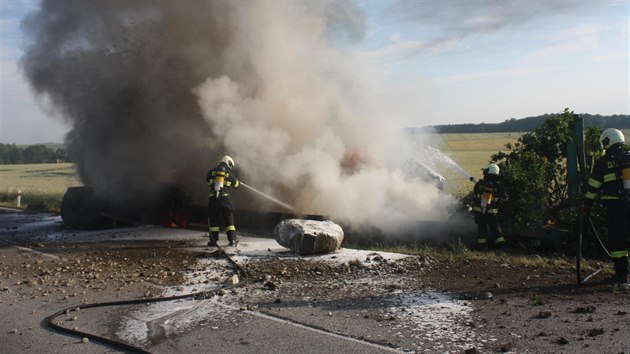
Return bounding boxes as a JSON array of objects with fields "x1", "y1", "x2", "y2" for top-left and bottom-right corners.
[
  {"x1": 556, "y1": 337, "x2": 569, "y2": 345},
  {"x1": 573, "y1": 305, "x2": 596, "y2": 314},
  {"x1": 586, "y1": 328, "x2": 604, "y2": 337}
]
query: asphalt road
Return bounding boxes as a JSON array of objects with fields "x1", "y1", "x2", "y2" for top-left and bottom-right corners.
[{"x1": 0, "y1": 209, "x2": 408, "y2": 354}]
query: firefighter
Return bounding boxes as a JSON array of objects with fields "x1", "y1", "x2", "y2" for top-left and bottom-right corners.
[
  {"x1": 207, "y1": 155, "x2": 241, "y2": 247},
  {"x1": 472, "y1": 163, "x2": 507, "y2": 249},
  {"x1": 582, "y1": 128, "x2": 630, "y2": 289}
]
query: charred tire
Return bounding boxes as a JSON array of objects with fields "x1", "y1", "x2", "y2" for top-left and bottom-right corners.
[{"x1": 60, "y1": 186, "x2": 111, "y2": 229}]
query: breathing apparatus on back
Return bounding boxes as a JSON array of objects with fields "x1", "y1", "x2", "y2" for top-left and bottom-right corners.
[
  {"x1": 214, "y1": 155, "x2": 235, "y2": 198},
  {"x1": 480, "y1": 163, "x2": 500, "y2": 212}
]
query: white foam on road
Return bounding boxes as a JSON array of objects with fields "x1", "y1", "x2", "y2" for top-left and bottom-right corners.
[
  {"x1": 117, "y1": 296, "x2": 239, "y2": 346},
  {"x1": 385, "y1": 291, "x2": 496, "y2": 353}
]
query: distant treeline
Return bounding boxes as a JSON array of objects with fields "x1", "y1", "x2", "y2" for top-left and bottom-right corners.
[
  {"x1": 0, "y1": 143, "x2": 69, "y2": 164},
  {"x1": 420, "y1": 113, "x2": 630, "y2": 133}
]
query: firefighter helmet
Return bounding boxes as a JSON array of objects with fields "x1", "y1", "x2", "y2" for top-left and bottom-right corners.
[
  {"x1": 486, "y1": 163, "x2": 500, "y2": 176},
  {"x1": 220, "y1": 155, "x2": 235, "y2": 168},
  {"x1": 599, "y1": 128, "x2": 625, "y2": 149}
]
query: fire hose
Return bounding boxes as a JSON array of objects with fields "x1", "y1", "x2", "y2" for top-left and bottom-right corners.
[
  {"x1": 576, "y1": 213, "x2": 611, "y2": 285},
  {"x1": 44, "y1": 246, "x2": 250, "y2": 354}
]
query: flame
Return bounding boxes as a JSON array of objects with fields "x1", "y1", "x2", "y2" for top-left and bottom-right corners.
[{"x1": 165, "y1": 212, "x2": 189, "y2": 229}]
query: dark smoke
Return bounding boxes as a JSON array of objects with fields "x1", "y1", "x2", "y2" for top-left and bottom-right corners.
[{"x1": 19, "y1": 0, "x2": 242, "y2": 202}]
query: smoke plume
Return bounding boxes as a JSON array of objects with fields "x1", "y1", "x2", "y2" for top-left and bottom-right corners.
[{"x1": 20, "y1": 0, "x2": 458, "y2": 234}]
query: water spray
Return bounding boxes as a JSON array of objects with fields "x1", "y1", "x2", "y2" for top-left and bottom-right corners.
[
  {"x1": 241, "y1": 182, "x2": 296, "y2": 212},
  {"x1": 412, "y1": 142, "x2": 476, "y2": 182},
  {"x1": 428, "y1": 146, "x2": 474, "y2": 181}
]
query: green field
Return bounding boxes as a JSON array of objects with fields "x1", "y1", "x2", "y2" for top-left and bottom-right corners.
[
  {"x1": 412, "y1": 132, "x2": 526, "y2": 196},
  {"x1": 0, "y1": 163, "x2": 82, "y2": 210}
]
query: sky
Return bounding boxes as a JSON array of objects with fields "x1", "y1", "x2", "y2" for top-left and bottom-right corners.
[{"x1": 0, "y1": 0, "x2": 628, "y2": 145}]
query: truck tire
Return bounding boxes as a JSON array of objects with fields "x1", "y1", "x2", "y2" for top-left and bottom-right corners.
[{"x1": 60, "y1": 186, "x2": 111, "y2": 229}]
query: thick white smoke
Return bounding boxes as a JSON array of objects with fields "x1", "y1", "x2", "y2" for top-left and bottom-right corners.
[{"x1": 193, "y1": 2, "x2": 456, "y2": 231}]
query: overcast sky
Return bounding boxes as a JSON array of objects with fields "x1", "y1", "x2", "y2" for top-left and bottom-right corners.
[{"x1": 1, "y1": 0, "x2": 628, "y2": 144}]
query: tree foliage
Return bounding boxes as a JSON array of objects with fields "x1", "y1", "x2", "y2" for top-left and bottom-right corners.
[
  {"x1": 0, "y1": 143, "x2": 69, "y2": 164},
  {"x1": 478, "y1": 109, "x2": 604, "y2": 226},
  {"x1": 426, "y1": 113, "x2": 629, "y2": 133}
]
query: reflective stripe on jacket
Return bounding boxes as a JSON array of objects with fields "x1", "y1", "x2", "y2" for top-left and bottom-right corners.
[
  {"x1": 207, "y1": 163, "x2": 240, "y2": 199},
  {"x1": 584, "y1": 148, "x2": 630, "y2": 208}
]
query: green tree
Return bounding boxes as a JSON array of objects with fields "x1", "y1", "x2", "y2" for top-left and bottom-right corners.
[
  {"x1": 55, "y1": 147, "x2": 69, "y2": 162},
  {"x1": 6, "y1": 144, "x2": 23, "y2": 164},
  {"x1": 0, "y1": 143, "x2": 7, "y2": 164},
  {"x1": 0, "y1": 143, "x2": 68, "y2": 164},
  {"x1": 23, "y1": 145, "x2": 56, "y2": 163},
  {"x1": 486, "y1": 109, "x2": 576, "y2": 226}
]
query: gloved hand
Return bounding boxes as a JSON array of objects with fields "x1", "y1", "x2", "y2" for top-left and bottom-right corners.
[{"x1": 469, "y1": 176, "x2": 476, "y2": 182}]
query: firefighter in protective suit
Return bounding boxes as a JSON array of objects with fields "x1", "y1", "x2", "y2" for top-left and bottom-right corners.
[
  {"x1": 207, "y1": 155, "x2": 241, "y2": 247},
  {"x1": 472, "y1": 163, "x2": 507, "y2": 249},
  {"x1": 583, "y1": 128, "x2": 630, "y2": 289}
]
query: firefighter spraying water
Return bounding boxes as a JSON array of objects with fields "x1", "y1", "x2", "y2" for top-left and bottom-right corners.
[
  {"x1": 206, "y1": 156, "x2": 241, "y2": 247},
  {"x1": 471, "y1": 163, "x2": 507, "y2": 250},
  {"x1": 205, "y1": 155, "x2": 298, "y2": 248}
]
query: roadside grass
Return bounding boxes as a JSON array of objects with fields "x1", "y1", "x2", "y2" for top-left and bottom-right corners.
[
  {"x1": 0, "y1": 163, "x2": 81, "y2": 212},
  {"x1": 352, "y1": 241, "x2": 605, "y2": 273}
]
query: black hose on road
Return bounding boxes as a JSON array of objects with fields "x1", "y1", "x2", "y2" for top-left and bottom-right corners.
[{"x1": 43, "y1": 246, "x2": 249, "y2": 354}]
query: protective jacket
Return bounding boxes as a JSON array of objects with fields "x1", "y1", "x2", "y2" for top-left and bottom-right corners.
[
  {"x1": 472, "y1": 177, "x2": 505, "y2": 215},
  {"x1": 207, "y1": 163, "x2": 240, "y2": 200},
  {"x1": 584, "y1": 146, "x2": 630, "y2": 209}
]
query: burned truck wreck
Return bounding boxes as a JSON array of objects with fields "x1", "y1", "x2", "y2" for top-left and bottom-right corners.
[{"x1": 60, "y1": 185, "x2": 190, "y2": 229}]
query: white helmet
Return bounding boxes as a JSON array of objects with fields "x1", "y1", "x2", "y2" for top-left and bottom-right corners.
[
  {"x1": 486, "y1": 163, "x2": 500, "y2": 176},
  {"x1": 599, "y1": 128, "x2": 625, "y2": 149},
  {"x1": 220, "y1": 155, "x2": 235, "y2": 168}
]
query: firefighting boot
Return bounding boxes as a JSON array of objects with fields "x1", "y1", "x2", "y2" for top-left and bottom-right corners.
[
  {"x1": 493, "y1": 236, "x2": 507, "y2": 250},
  {"x1": 227, "y1": 230, "x2": 238, "y2": 247},
  {"x1": 612, "y1": 257, "x2": 629, "y2": 285},
  {"x1": 476, "y1": 239, "x2": 488, "y2": 251},
  {"x1": 208, "y1": 232, "x2": 219, "y2": 247}
]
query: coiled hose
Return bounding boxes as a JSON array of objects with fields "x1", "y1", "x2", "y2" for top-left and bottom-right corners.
[{"x1": 44, "y1": 247, "x2": 249, "y2": 354}]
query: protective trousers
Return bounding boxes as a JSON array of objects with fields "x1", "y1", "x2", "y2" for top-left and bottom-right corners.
[
  {"x1": 208, "y1": 198, "x2": 237, "y2": 243},
  {"x1": 606, "y1": 206, "x2": 630, "y2": 283},
  {"x1": 475, "y1": 212, "x2": 506, "y2": 249}
]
